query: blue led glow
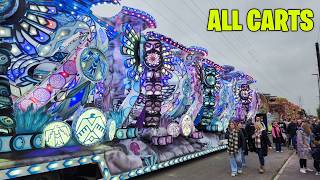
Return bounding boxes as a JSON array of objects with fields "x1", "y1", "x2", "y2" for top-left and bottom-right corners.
[{"x1": 69, "y1": 89, "x2": 85, "y2": 107}]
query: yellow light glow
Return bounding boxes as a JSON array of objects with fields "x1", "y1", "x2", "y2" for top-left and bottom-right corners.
[
  {"x1": 74, "y1": 108, "x2": 107, "y2": 146},
  {"x1": 43, "y1": 121, "x2": 71, "y2": 148}
]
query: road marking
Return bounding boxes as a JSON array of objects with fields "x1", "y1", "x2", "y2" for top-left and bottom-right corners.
[{"x1": 273, "y1": 152, "x2": 295, "y2": 180}]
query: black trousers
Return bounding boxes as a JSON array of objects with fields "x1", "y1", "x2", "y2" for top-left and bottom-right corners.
[
  {"x1": 257, "y1": 148, "x2": 265, "y2": 166},
  {"x1": 314, "y1": 160, "x2": 320, "y2": 172},
  {"x1": 300, "y1": 159, "x2": 307, "y2": 168}
]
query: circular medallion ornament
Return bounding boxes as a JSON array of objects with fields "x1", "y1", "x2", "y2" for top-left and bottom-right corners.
[
  {"x1": 205, "y1": 75, "x2": 216, "y2": 86},
  {"x1": 0, "y1": 116, "x2": 15, "y2": 129},
  {"x1": 0, "y1": 50, "x2": 10, "y2": 67},
  {"x1": 143, "y1": 39, "x2": 163, "y2": 69},
  {"x1": 145, "y1": 52, "x2": 161, "y2": 68},
  {"x1": 0, "y1": 0, "x2": 20, "y2": 21},
  {"x1": 49, "y1": 74, "x2": 66, "y2": 89},
  {"x1": 43, "y1": 121, "x2": 71, "y2": 148},
  {"x1": 116, "y1": 129, "x2": 126, "y2": 139},
  {"x1": 180, "y1": 115, "x2": 193, "y2": 137},
  {"x1": 73, "y1": 108, "x2": 107, "y2": 146},
  {"x1": 78, "y1": 48, "x2": 108, "y2": 82},
  {"x1": 167, "y1": 122, "x2": 180, "y2": 138},
  {"x1": 12, "y1": 136, "x2": 25, "y2": 150},
  {"x1": 31, "y1": 134, "x2": 43, "y2": 149},
  {"x1": 63, "y1": 60, "x2": 77, "y2": 74},
  {"x1": 33, "y1": 88, "x2": 51, "y2": 102}
]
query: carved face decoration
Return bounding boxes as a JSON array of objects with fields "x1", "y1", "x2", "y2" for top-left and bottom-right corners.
[
  {"x1": 144, "y1": 39, "x2": 162, "y2": 69},
  {"x1": 145, "y1": 100, "x2": 161, "y2": 114},
  {"x1": 144, "y1": 98, "x2": 161, "y2": 127},
  {"x1": 240, "y1": 90, "x2": 249, "y2": 99},
  {"x1": 239, "y1": 84, "x2": 250, "y2": 101}
]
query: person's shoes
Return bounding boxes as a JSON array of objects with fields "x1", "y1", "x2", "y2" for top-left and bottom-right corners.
[
  {"x1": 280, "y1": 150, "x2": 283, "y2": 152},
  {"x1": 306, "y1": 168, "x2": 314, "y2": 172},
  {"x1": 276, "y1": 151, "x2": 279, "y2": 152},
  {"x1": 300, "y1": 168, "x2": 306, "y2": 174},
  {"x1": 315, "y1": 172, "x2": 320, "y2": 176},
  {"x1": 259, "y1": 166, "x2": 265, "y2": 174},
  {"x1": 231, "y1": 173, "x2": 237, "y2": 177},
  {"x1": 237, "y1": 170, "x2": 242, "y2": 174}
]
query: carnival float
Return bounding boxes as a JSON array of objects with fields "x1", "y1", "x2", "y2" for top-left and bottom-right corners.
[{"x1": 0, "y1": 1, "x2": 261, "y2": 179}]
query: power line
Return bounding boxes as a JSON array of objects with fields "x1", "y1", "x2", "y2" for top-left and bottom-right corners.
[{"x1": 189, "y1": 0, "x2": 291, "y2": 97}]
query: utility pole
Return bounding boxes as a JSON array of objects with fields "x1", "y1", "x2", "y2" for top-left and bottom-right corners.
[
  {"x1": 298, "y1": 96, "x2": 302, "y2": 108},
  {"x1": 315, "y1": 43, "x2": 320, "y2": 110}
]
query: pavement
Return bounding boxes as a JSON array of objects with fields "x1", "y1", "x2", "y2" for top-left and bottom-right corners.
[
  {"x1": 276, "y1": 153, "x2": 319, "y2": 180},
  {"x1": 133, "y1": 148, "x2": 294, "y2": 180}
]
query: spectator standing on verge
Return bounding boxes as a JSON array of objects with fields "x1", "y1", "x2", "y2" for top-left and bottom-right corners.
[
  {"x1": 279, "y1": 118, "x2": 287, "y2": 145},
  {"x1": 287, "y1": 119, "x2": 298, "y2": 150},
  {"x1": 312, "y1": 120, "x2": 320, "y2": 176},
  {"x1": 272, "y1": 121, "x2": 284, "y2": 152},
  {"x1": 297, "y1": 122, "x2": 313, "y2": 174}
]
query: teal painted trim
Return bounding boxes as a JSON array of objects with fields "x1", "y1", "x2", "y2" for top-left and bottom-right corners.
[
  {"x1": 110, "y1": 145, "x2": 227, "y2": 179},
  {"x1": 0, "y1": 145, "x2": 227, "y2": 180}
]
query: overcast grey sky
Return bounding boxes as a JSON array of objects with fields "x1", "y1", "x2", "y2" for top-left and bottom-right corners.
[{"x1": 94, "y1": 0, "x2": 320, "y2": 115}]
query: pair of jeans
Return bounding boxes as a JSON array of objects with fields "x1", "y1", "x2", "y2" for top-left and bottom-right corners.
[
  {"x1": 241, "y1": 148, "x2": 246, "y2": 166},
  {"x1": 275, "y1": 142, "x2": 282, "y2": 151},
  {"x1": 256, "y1": 148, "x2": 265, "y2": 166},
  {"x1": 288, "y1": 135, "x2": 292, "y2": 147},
  {"x1": 314, "y1": 160, "x2": 320, "y2": 172},
  {"x1": 229, "y1": 151, "x2": 242, "y2": 174},
  {"x1": 292, "y1": 135, "x2": 297, "y2": 150},
  {"x1": 288, "y1": 135, "x2": 297, "y2": 149}
]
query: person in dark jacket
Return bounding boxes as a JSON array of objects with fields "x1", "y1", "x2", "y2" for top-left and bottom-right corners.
[
  {"x1": 279, "y1": 119, "x2": 287, "y2": 145},
  {"x1": 279, "y1": 119, "x2": 287, "y2": 134},
  {"x1": 313, "y1": 120, "x2": 320, "y2": 142},
  {"x1": 252, "y1": 122, "x2": 272, "y2": 174},
  {"x1": 312, "y1": 120, "x2": 320, "y2": 175},
  {"x1": 245, "y1": 119, "x2": 256, "y2": 152},
  {"x1": 237, "y1": 122, "x2": 248, "y2": 167},
  {"x1": 287, "y1": 119, "x2": 298, "y2": 149}
]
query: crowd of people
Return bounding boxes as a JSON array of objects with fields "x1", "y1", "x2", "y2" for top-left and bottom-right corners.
[{"x1": 226, "y1": 115, "x2": 320, "y2": 177}]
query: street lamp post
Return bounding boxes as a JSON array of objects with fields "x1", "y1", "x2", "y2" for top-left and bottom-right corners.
[{"x1": 312, "y1": 73, "x2": 320, "y2": 107}]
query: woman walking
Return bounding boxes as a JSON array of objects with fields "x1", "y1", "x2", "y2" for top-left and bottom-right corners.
[
  {"x1": 252, "y1": 122, "x2": 272, "y2": 173},
  {"x1": 226, "y1": 122, "x2": 244, "y2": 177},
  {"x1": 297, "y1": 122, "x2": 313, "y2": 173},
  {"x1": 272, "y1": 121, "x2": 283, "y2": 152}
]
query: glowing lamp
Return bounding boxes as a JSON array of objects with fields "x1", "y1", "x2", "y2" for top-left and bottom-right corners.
[
  {"x1": 43, "y1": 121, "x2": 71, "y2": 148},
  {"x1": 73, "y1": 108, "x2": 107, "y2": 146}
]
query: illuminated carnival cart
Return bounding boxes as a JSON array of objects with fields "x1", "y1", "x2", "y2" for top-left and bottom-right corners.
[{"x1": 0, "y1": 1, "x2": 262, "y2": 179}]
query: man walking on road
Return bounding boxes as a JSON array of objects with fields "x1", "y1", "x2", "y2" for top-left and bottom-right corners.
[{"x1": 287, "y1": 119, "x2": 298, "y2": 150}]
